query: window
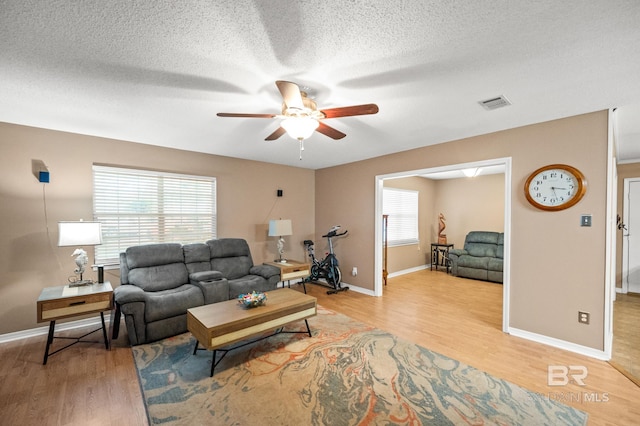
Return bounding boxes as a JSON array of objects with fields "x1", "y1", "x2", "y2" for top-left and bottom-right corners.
[
  {"x1": 93, "y1": 165, "x2": 216, "y2": 265},
  {"x1": 383, "y1": 187, "x2": 419, "y2": 246}
]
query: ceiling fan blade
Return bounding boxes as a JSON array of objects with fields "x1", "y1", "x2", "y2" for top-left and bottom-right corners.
[
  {"x1": 217, "y1": 112, "x2": 276, "y2": 118},
  {"x1": 320, "y1": 104, "x2": 379, "y2": 119},
  {"x1": 265, "y1": 127, "x2": 287, "y2": 141},
  {"x1": 276, "y1": 80, "x2": 304, "y2": 110},
  {"x1": 316, "y1": 122, "x2": 346, "y2": 140}
]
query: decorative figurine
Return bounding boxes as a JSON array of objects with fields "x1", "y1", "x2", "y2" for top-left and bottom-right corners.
[
  {"x1": 438, "y1": 213, "x2": 447, "y2": 244},
  {"x1": 72, "y1": 248, "x2": 89, "y2": 278}
]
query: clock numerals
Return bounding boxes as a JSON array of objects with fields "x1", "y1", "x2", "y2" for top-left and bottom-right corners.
[{"x1": 525, "y1": 165, "x2": 587, "y2": 211}]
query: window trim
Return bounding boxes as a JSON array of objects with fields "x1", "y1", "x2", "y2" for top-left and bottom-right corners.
[
  {"x1": 92, "y1": 165, "x2": 217, "y2": 265},
  {"x1": 383, "y1": 187, "x2": 419, "y2": 247}
]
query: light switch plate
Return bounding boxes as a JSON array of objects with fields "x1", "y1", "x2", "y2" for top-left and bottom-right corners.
[{"x1": 581, "y1": 215, "x2": 592, "y2": 227}]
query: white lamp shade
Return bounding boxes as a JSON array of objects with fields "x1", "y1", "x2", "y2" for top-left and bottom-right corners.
[
  {"x1": 58, "y1": 221, "x2": 103, "y2": 246},
  {"x1": 268, "y1": 219, "x2": 293, "y2": 237}
]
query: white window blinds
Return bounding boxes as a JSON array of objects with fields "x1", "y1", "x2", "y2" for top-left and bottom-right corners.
[
  {"x1": 383, "y1": 188, "x2": 419, "y2": 246},
  {"x1": 93, "y1": 165, "x2": 217, "y2": 265}
]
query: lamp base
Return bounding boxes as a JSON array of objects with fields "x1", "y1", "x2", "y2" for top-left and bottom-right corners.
[
  {"x1": 69, "y1": 279, "x2": 93, "y2": 287},
  {"x1": 274, "y1": 258, "x2": 288, "y2": 263}
]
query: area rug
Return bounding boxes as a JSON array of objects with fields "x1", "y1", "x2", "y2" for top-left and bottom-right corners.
[{"x1": 132, "y1": 306, "x2": 588, "y2": 425}]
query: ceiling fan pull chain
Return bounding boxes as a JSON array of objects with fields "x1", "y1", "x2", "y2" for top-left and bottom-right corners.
[{"x1": 299, "y1": 138, "x2": 305, "y2": 160}]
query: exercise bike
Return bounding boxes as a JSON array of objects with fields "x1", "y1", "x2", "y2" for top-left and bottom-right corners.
[{"x1": 303, "y1": 225, "x2": 349, "y2": 294}]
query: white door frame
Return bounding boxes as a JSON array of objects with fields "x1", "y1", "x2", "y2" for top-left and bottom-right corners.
[
  {"x1": 374, "y1": 157, "x2": 512, "y2": 333},
  {"x1": 621, "y1": 177, "x2": 640, "y2": 294}
]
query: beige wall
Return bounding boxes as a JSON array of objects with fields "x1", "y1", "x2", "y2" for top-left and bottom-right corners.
[
  {"x1": 315, "y1": 111, "x2": 609, "y2": 350},
  {"x1": 433, "y1": 174, "x2": 505, "y2": 249},
  {"x1": 381, "y1": 174, "x2": 504, "y2": 274},
  {"x1": 0, "y1": 122, "x2": 315, "y2": 334},
  {"x1": 0, "y1": 111, "x2": 613, "y2": 352}
]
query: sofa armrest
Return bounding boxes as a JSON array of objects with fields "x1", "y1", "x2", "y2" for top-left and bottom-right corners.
[
  {"x1": 189, "y1": 270, "x2": 223, "y2": 282},
  {"x1": 250, "y1": 264, "x2": 280, "y2": 280},
  {"x1": 448, "y1": 249, "x2": 467, "y2": 258},
  {"x1": 191, "y1": 277, "x2": 229, "y2": 304},
  {"x1": 113, "y1": 284, "x2": 146, "y2": 304}
]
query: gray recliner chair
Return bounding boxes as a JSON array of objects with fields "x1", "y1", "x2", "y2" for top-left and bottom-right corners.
[
  {"x1": 113, "y1": 243, "x2": 220, "y2": 345},
  {"x1": 448, "y1": 231, "x2": 504, "y2": 283}
]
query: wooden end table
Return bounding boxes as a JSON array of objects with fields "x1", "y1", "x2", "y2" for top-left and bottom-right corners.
[
  {"x1": 36, "y1": 281, "x2": 113, "y2": 364},
  {"x1": 264, "y1": 260, "x2": 311, "y2": 293}
]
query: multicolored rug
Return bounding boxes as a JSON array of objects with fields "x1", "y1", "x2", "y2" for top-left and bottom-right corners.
[{"x1": 132, "y1": 306, "x2": 588, "y2": 425}]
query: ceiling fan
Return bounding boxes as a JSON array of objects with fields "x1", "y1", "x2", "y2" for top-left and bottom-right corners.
[{"x1": 217, "y1": 80, "x2": 379, "y2": 158}]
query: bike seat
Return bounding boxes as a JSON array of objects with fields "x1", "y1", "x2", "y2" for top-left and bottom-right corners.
[{"x1": 303, "y1": 240, "x2": 314, "y2": 245}]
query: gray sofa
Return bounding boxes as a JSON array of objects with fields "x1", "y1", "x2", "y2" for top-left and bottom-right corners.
[
  {"x1": 448, "y1": 231, "x2": 504, "y2": 283},
  {"x1": 113, "y1": 238, "x2": 280, "y2": 345}
]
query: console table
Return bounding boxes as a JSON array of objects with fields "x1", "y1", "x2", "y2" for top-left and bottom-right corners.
[{"x1": 430, "y1": 243, "x2": 454, "y2": 273}]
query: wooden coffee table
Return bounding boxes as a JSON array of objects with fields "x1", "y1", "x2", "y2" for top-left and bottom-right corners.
[{"x1": 187, "y1": 288, "x2": 317, "y2": 376}]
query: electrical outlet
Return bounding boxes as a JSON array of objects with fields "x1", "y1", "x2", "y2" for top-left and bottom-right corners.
[
  {"x1": 578, "y1": 311, "x2": 590, "y2": 324},
  {"x1": 352, "y1": 267, "x2": 358, "y2": 276}
]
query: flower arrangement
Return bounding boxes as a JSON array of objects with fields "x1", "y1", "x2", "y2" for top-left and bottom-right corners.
[{"x1": 237, "y1": 291, "x2": 267, "y2": 308}]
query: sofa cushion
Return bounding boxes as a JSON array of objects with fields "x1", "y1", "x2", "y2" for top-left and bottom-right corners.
[
  {"x1": 466, "y1": 243, "x2": 497, "y2": 258},
  {"x1": 228, "y1": 275, "x2": 274, "y2": 299},
  {"x1": 465, "y1": 231, "x2": 499, "y2": 245},
  {"x1": 488, "y1": 257, "x2": 503, "y2": 272},
  {"x1": 128, "y1": 262, "x2": 189, "y2": 292},
  {"x1": 183, "y1": 243, "x2": 212, "y2": 274},
  {"x1": 143, "y1": 284, "x2": 204, "y2": 322},
  {"x1": 457, "y1": 255, "x2": 490, "y2": 269},
  {"x1": 189, "y1": 270, "x2": 223, "y2": 282},
  {"x1": 125, "y1": 243, "x2": 184, "y2": 269},
  {"x1": 207, "y1": 239, "x2": 254, "y2": 280},
  {"x1": 496, "y1": 233, "x2": 504, "y2": 259}
]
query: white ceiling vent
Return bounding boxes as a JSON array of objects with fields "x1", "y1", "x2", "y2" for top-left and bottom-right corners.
[{"x1": 479, "y1": 95, "x2": 511, "y2": 110}]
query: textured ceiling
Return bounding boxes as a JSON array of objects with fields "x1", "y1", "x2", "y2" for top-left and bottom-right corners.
[{"x1": 1, "y1": 1, "x2": 640, "y2": 169}]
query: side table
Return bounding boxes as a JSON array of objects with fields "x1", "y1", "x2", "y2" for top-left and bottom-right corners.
[
  {"x1": 37, "y1": 281, "x2": 113, "y2": 364},
  {"x1": 430, "y1": 243, "x2": 454, "y2": 273},
  {"x1": 263, "y1": 260, "x2": 311, "y2": 293}
]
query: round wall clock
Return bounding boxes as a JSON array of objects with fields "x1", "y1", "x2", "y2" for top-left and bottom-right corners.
[{"x1": 524, "y1": 164, "x2": 587, "y2": 211}]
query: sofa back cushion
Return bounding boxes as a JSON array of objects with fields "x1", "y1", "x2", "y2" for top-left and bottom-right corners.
[
  {"x1": 207, "y1": 238, "x2": 253, "y2": 280},
  {"x1": 124, "y1": 243, "x2": 188, "y2": 292},
  {"x1": 464, "y1": 231, "x2": 500, "y2": 257},
  {"x1": 496, "y1": 232, "x2": 504, "y2": 259},
  {"x1": 183, "y1": 243, "x2": 212, "y2": 274}
]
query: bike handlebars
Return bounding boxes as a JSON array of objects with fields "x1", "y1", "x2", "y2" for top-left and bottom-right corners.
[{"x1": 323, "y1": 229, "x2": 348, "y2": 238}]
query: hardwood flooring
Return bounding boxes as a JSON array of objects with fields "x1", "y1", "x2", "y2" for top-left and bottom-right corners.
[
  {"x1": 610, "y1": 293, "x2": 640, "y2": 386},
  {"x1": 1, "y1": 271, "x2": 639, "y2": 425}
]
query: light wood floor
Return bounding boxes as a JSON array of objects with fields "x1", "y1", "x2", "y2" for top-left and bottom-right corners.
[
  {"x1": 2, "y1": 271, "x2": 639, "y2": 425},
  {"x1": 610, "y1": 293, "x2": 640, "y2": 386}
]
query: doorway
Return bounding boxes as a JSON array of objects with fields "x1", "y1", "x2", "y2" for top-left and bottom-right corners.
[
  {"x1": 374, "y1": 157, "x2": 512, "y2": 333},
  {"x1": 622, "y1": 177, "x2": 640, "y2": 294}
]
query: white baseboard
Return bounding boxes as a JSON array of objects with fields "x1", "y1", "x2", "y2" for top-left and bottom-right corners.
[
  {"x1": 0, "y1": 315, "x2": 112, "y2": 344},
  {"x1": 339, "y1": 282, "x2": 375, "y2": 296},
  {"x1": 388, "y1": 264, "x2": 429, "y2": 278},
  {"x1": 508, "y1": 327, "x2": 609, "y2": 361}
]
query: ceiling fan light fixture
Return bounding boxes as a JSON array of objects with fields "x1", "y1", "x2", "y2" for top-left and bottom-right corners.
[{"x1": 281, "y1": 117, "x2": 319, "y2": 141}]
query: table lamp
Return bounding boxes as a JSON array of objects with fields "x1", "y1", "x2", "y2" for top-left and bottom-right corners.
[
  {"x1": 268, "y1": 219, "x2": 292, "y2": 262},
  {"x1": 58, "y1": 220, "x2": 103, "y2": 286}
]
